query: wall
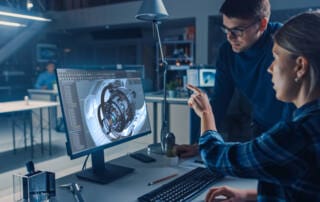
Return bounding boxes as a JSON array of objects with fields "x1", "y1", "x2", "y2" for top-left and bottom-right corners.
[
  {"x1": 0, "y1": 0, "x2": 318, "y2": 100},
  {"x1": 49, "y1": 0, "x2": 320, "y2": 65}
]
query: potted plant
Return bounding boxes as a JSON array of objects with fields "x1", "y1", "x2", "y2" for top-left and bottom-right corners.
[{"x1": 166, "y1": 80, "x2": 177, "y2": 97}]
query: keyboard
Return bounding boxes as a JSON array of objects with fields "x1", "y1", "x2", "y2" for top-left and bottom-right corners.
[{"x1": 138, "y1": 167, "x2": 224, "y2": 202}]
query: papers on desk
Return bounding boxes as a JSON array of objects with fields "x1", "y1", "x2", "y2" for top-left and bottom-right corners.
[{"x1": 178, "y1": 157, "x2": 205, "y2": 170}]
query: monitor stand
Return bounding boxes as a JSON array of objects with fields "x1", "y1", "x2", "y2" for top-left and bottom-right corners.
[{"x1": 76, "y1": 150, "x2": 134, "y2": 184}]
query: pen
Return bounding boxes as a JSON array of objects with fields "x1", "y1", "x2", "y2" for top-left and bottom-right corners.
[{"x1": 148, "y1": 173, "x2": 178, "y2": 186}]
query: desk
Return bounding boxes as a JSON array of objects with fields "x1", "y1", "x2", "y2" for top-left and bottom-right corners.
[
  {"x1": 0, "y1": 100, "x2": 59, "y2": 157},
  {"x1": 27, "y1": 89, "x2": 61, "y2": 128},
  {"x1": 55, "y1": 152, "x2": 257, "y2": 201},
  {"x1": 27, "y1": 89, "x2": 58, "y2": 97}
]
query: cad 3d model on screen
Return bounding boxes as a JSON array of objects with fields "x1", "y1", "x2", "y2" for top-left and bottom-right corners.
[{"x1": 83, "y1": 79, "x2": 147, "y2": 146}]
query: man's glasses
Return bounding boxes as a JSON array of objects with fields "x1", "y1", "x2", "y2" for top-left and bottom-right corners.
[{"x1": 220, "y1": 20, "x2": 260, "y2": 37}]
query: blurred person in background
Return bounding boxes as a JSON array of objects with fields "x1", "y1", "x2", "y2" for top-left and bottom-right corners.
[{"x1": 34, "y1": 61, "x2": 56, "y2": 90}]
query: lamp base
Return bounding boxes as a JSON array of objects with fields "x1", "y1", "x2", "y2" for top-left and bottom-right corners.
[{"x1": 147, "y1": 143, "x2": 164, "y2": 155}]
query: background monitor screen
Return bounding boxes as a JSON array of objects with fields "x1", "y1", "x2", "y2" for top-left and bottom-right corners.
[
  {"x1": 56, "y1": 68, "x2": 151, "y2": 184},
  {"x1": 199, "y1": 69, "x2": 216, "y2": 87},
  {"x1": 187, "y1": 68, "x2": 216, "y2": 87}
]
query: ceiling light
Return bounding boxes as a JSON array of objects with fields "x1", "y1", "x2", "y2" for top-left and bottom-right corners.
[
  {"x1": 27, "y1": 0, "x2": 34, "y2": 11},
  {"x1": 0, "y1": 20, "x2": 26, "y2": 27},
  {"x1": 0, "y1": 11, "x2": 51, "y2": 22}
]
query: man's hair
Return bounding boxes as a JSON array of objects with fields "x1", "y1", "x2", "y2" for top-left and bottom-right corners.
[
  {"x1": 274, "y1": 10, "x2": 320, "y2": 98},
  {"x1": 220, "y1": 0, "x2": 271, "y2": 20}
]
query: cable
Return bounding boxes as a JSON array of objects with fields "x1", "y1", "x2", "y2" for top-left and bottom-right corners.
[{"x1": 81, "y1": 155, "x2": 90, "y2": 172}]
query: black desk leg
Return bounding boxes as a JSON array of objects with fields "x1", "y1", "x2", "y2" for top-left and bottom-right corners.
[
  {"x1": 12, "y1": 114, "x2": 16, "y2": 154},
  {"x1": 48, "y1": 108, "x2": 52, "y2": 155},
  {"x1": 24, "y1": 114, "x2": 27, "y2": 150},
  {"x1": 40, "y1": 108, "x2": 44, "y2": 154},
  {"x1": 29, "y1": 111, "x2": 33, "y2": 158},
  {"x1": 153, "y1": 103, "x2": 158, "y2": 144}
]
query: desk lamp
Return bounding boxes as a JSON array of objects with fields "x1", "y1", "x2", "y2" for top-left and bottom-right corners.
[{"x1": 136, "y1": 0, "x2": 173, "y2": 153}]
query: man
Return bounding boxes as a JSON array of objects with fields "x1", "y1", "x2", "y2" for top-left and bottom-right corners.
[
  {"x1": 176, "y1": 0, "x2": 293, "y2": 157},
  {"x1": 34, "y1": 62, "x2": 57, "y2": 90}
]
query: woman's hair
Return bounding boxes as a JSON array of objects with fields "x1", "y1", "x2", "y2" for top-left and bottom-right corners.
[
  {"x1": 220, "y1": 0, "x2": 270, "y2": 20},
  {"x1": 274, "y1": 10, "x2": 320, "y2": 96}
]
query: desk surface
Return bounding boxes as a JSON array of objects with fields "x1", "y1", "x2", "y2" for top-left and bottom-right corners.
[
  {"x1": 0, "y1": 100, "x2": 59, "y2": 113},
  {"x1": 55, "y1": 152, "x2": 257, "y2": 202}
]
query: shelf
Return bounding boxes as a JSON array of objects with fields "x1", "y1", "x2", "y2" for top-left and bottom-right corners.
[
  {"x1": 165, "y1": 57, "x2": 193, "y2": 61},
  {"x1": 156, "y1": 40, "x2": 194, "y2": 90},
  {"x1": 162, "y1": 40, "x2": 193, "y2": 44},
  {"x1": 168, "y1": 65, "x2": 190, "y2": 71}
]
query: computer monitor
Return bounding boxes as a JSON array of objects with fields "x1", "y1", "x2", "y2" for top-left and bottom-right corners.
[
  {"x1": 199, "y1": 69, "x2": 216, "y2": 87},
  {"x1": 187, "y1": 68, "x2": 216, "y2": 87},
  {"x1": 56, "y1": 68, "x2": 151, "y2": 184}
]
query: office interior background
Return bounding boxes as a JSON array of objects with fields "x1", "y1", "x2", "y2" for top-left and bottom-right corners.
[{"x1": 0, "y1": 0, "x2": 319, "y2": 201}]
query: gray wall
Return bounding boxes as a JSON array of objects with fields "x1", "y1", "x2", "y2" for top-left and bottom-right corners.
[{"x1": 49, "y1": 0, "x2": 320, "y2": 64}]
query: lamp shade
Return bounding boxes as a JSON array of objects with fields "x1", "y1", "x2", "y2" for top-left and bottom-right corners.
[{"x1": 135, "y1": 0, "x2": 169, "y2": 21}]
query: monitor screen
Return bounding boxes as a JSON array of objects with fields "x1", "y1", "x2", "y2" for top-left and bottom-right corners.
[
  {"x1": 199, "y1": 69, "x2": 216, "y2": 87},
  {"x1": 187, "y1": 68, "x2": 216, "y2": 87},
  {"x1": 56, "y1": 68, "x2": 151, "y2": 184}
]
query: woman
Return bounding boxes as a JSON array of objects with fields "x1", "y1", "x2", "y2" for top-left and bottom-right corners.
[{"x1": 187, "y1": 10, "x2": 320, "y2": 201}]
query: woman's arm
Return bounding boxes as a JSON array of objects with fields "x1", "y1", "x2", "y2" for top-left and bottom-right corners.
[
  {"x1": 187, "y1": 84, "x2": 216, "y2": 133},
  {"x1": 188, "y1": 85, "x2": 308, "y2": 184}
]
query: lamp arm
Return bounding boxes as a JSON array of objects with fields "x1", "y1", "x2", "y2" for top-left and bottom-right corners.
[
  {"x1": 154, "y1": 21, "x2": 166, "y2": 65},
  {"x1": 153, "y1": 21, "x2": 169, "y2": 151}
]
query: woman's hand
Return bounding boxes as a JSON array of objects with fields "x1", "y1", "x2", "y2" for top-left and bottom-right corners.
[
  {"x1": 205, "y1": 186, "x2": 257, "y2": 202},
  {"x1": 174, "y1": 144, "x2": 199, "y2": 158},
  {"x1": 187, "y1": 84, "x2": 212, "y2": 118},
  {"x1": 187, "y1": 84, "x2": 217, "y2": 133}
]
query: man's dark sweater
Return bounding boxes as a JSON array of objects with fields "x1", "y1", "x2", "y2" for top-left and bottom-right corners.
[{"x1": 212, "y1": 22, "x2": 292, "y2": 132}]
